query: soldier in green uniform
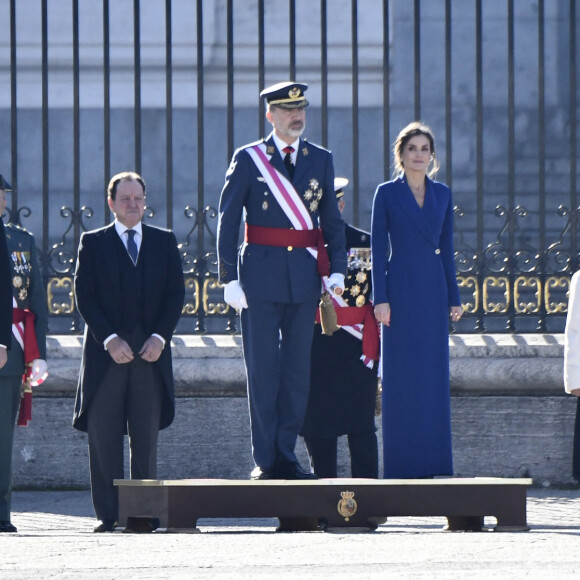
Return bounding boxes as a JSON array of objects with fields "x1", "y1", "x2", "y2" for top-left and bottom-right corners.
[{"x1": 0, "y1": 175, "x2": 48, "y2": 533}]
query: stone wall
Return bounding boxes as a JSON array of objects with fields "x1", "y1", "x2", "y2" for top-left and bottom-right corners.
[{"x1": 12, "y1": 334, "x2": 578, "y2": 489}]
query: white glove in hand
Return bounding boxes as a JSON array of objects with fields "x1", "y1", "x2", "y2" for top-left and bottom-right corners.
[
  {"x1": 328, "y1": 273, "x2": 345, "y2": 295},
  {"x1": 30, "y1": 359, "x2": 48, "y2": 386},
  {"x1": 224, "y1": 280, "x2": 248, "y2": 310}
]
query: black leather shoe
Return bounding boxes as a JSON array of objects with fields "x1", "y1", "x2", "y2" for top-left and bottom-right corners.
[
  {"x1": 250, "y1": 466, "x2": 273, "y2": 480},
  {"x1": 93, "y1": 519, "x2": 116, "y2": 533},
  {"x1": 0, "y1": 520, "x2": 17, "y2": 533},
  {"x1": 276, "y1": 462, "x2": 318, "y2": 480}
]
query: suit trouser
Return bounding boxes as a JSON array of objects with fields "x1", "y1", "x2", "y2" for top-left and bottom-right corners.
[
  {"x1": 0, "y1": 375, "x2": 21, "y2": 521},
  {"x1": 304, "y1": 432, "x2": 379, "y2": 479},
  {"x1": 86, "y1": 342, "x2": 163, "y2": 522},
  {"x1": 241, "y1": 297, "x2": 318, "y2": 470}
]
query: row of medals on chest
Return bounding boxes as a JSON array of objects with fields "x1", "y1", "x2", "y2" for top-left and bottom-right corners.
[
  {"x1": 261, "y1": 177, "x2": 323, "y2": 213},
  {"x1": 346, "y1": 248, "x2": 371, "y2": 307},
  {"x1": 11, "y1": 251, "x2": 32, "y2": 301},
  {"x1": 259, "y1": 172, "x2": 370, "y2": 307}
]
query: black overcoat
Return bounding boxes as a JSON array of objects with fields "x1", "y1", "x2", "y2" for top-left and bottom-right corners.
[{"x1": 73, "y1": 222, "x2": 184, "y2": 432}]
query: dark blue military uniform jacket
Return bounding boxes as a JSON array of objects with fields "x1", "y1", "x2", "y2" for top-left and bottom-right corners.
[{"x1": 217, "y1": 133, "x2": 347, "y2": 303}]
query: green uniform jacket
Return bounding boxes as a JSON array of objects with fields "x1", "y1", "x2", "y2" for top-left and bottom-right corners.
[{"x1": 0, "y1": 223, "x2": 47, "y2": 377}]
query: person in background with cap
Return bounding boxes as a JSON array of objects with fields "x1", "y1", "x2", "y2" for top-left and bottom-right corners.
[
  {"x1": 301, "y1": 177, "x2": 380, "y2": 479},
  {"x1": 73, "y1": 171, "x2": 184, "y2": 532},
  {"x1": 0, "y1": 175, "x2": 47, "y2": 534},
  {"x1": 217, "y1": 81, "x2": 347, "y2": 481}
]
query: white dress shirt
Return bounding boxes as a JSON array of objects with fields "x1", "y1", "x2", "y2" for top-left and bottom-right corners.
[
  {"x1": 115, "y1": 220, "x2": 142, "y2": 256},
  {"x1": 272, "y1": 133, "x2": 299, "y2": 165}
]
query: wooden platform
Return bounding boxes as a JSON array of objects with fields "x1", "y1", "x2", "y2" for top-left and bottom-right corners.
[{"x1": 115, "y1": 477, "x2": 532, "y2": 533}]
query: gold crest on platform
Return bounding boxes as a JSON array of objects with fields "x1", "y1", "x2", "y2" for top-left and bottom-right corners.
[{"x1": 337, "y1": 490, "x2": 358, "y2": 521}]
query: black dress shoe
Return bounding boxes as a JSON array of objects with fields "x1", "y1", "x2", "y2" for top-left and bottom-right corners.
[
  {"x1": 250, "y1": 466, "x2": 273, "y2": 480},
  {"x1": 276, "y1": 462, "x2": 318, "y2": 480},
  {"x1": 0, "y1": 520, "x2": 17, "y2": 533},
  {"x1": 93, "y1": 519, "x2": 117, "y2": 533}
]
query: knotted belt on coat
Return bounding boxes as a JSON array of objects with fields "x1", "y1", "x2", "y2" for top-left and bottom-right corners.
[
  {"x1": 245, "y1": 223, "x2": 330, "y2": 277},
  {"x1": 315, "y1": 302, "x2": 380, "y2": 363},
  {"x1": 12, "y1": 307, "x2": 41, "y2": 426}
]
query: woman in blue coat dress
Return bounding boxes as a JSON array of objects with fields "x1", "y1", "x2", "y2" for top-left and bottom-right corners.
[{"x1": 371, "y1": 122, "x2": 463, "y2": 478}]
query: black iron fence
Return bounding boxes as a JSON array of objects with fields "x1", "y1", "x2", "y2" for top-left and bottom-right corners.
[{"x1": 1, "y1": 0, "x2": 578, "y2": 334}]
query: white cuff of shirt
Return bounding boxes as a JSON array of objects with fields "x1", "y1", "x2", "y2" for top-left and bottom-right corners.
[
  {"x1": 103, "y1": 334, "x2": 118, "y2": 350},
  {"x1": 104, "y1": 333, "x2": 165, "y2": 349}
]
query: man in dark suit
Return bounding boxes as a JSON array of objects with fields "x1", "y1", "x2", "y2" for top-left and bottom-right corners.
[
  {"x1": 73, "y1": 171, "x2": 184, "y2": 532},
  {"x1": 301, "y1": 178, "x2": 380, "y2": 479},
  {"x1": 217, "y1": 82, "x2": 347, "y2": 481}
]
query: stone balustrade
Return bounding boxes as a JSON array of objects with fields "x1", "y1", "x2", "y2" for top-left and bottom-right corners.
[{"x1": 12, "y1": 334, "x2": 578, "y2": 489}]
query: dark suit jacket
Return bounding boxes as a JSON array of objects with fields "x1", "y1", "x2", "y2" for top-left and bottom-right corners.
[
  {"x1": 0, "y1": 221, "x2": 12, "y2": 348},
  {"x1": 217, "y1": 132, "x2": 347, "y2": 303},
  {"x1": 72, "y1": 222, "x2": 185, "y2": 432}
]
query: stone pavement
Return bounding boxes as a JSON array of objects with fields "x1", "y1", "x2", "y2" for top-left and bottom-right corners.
[{"x1": 0, "y1": 488, "x2": 579, "y2": 579}]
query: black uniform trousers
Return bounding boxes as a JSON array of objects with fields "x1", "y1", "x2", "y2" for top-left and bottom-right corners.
[
  {"x1": 304, "y1": 432, "x2": 378, "y2": 479},
  {"x1": 0, "y1": 376, "x2": 21, "y2": 521},
  {"x1": 86, "y1": 328, "x2": 163, "y2": 522}
]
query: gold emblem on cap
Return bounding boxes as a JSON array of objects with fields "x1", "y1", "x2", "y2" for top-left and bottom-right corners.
[{"x1": 288, "y1": 87, "x2": 301, "y2": 99}]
